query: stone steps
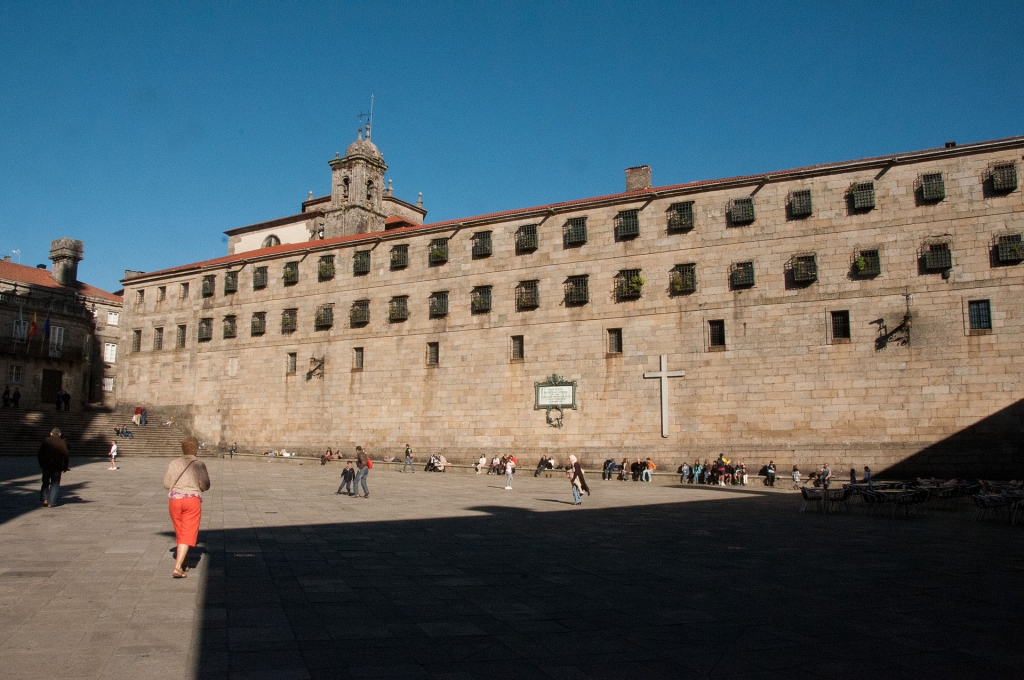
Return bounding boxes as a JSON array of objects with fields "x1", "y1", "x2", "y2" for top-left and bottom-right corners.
[{"x1": 0, "y1": 408, "x2": 191, "y2": 457}]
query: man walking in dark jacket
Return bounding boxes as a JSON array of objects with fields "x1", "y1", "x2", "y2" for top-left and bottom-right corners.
[{"x1": 38, "y1": 428, "x2": 70, "y2": 507}]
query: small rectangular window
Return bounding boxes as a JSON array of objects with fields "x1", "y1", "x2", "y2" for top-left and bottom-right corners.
[
  {"x1": 131, "y1": 330, "x2": 142, "y2": 353},
  {"x1": 791, "y1": 255, "x2": 818, "y2": 284},
  {"x1": 107, "y1": 311, "x2": 120, "y2": 326},
  {"x1": 730, "y1": 262, "x2": 755, "y2": 289},
  {"x1": 315, "y1": 305, "x2": 334, "y2": 330},
  {"x1": 350, "y1": 300, "x2": 370, "y2": 326},
  {"x1": 831, "y1": 311, "x2": 851, "y2": 340},
  {"x1": 428, "y1": 238, "x2": 449, "y2": 265},
  {"x1": 429, "y1": 291, "x2": 449, "y2": 318},
  {"x1": 996, "y1": 235, "x2": 1024, "y2": 264},
  {"x1": 670, "y1": 264, "x2": 697, "y2": 295},
  {"x1": 607, "y1": 328, "x2": 623, "y2": 354},
  {"x1": 788, "y1": 189, "x2": 813, "y2": 218},
  {"x1": 136, "y1": 289, "x2": 145, "y2": 305},
  {"x1": 516, "y1": 281, "x2": 539, "y2": 311},
  {"x1": 353, "y1": 347, "x2": 364, "y2": 369},
  {"x1": 104, "y1": 343, "x2": 118, "y2": 363},
  {"x1": 319, "y1": 254, "x2": 336, "y2": 280},
  {"x1": 157, "y1": 286, "x2": 166, "y2": 301},
  {"x1": 102, "y1": 377, "x2": 114, "y2": 392},
  {"x1": 563, "y1": 217, "x2": 587, "y2": 247},
  {"x1": 924, "y1": 242, "x2": 952, "y2": 271},
  {"x1": 353, "y1": 251, "x2": 371, "y2": 276},
  {"x1": 153, "y1": 327, "x2": 163, "y2": 351},
  {"x1": 223, "y1": 315, "x2": 237, "y2": 339},
  {"x1": 286, "y1": 352, "x2": 297, "y2": 375},
  {"x1": 511, "y1": 335, "x2": 524, "y2": 361},
  {"x1": 282, "y1": 309, "x2": 298, "y2": 334},
  {"x1": 426, "y1": 341, "x2": 440, "y2": 366},
  {"x1": 176, "y1": 325, "x2": 187, "y2": 348},
  {"x1": 9, "y1": 365, "x2": 24, "y2": 383},
  {"x1": 564, "y1": 275, "x2": 589, "y2": 305},
  {"x1": 201, "y1": 275, "x2": 215, "y2": 298},
  {"x1": 283, "y1": 262, "x2": 299, "y2": 285},
  {"x1": 389, "y1": 297, "x2": 409, "y2": 322},
  {"x1": 853, "y1": 250, "x2": 881, "y2": 277},
  {"x1": 251, "y1": 312, "x2": 266, "y2": 336},
  {"x1": 919, "y1": 173, "x2": 945, "y2": 201},
  {"x1": 667, "y1": 202, "x2": 694, "y2": 232},
  {"x1": 969, "y1": 300, "x2": 992, "y2": 331},
  {"x1": 198, "y1": 318, "x2": 213, "y2": 341},
  {"x1": 708, "y1": 320, "x2": 726, "y2": 349},
  {"x1": 472, "y1": 231, "x2": 492, "y2": 258},
  {"x1": 253, "y1": 266, "x2": 268, "y2": 290},
  {"x1": 989, "y1": 162, "x2": 1018, "y2": 193},
  {"x1": 615, "y1": 269, "x2": 643, "y2": 300},
  {"x1": 849, "y1": 181, "x2": 876, "y2": 211},
  {"x1": 515, "y1": 224, "x2": 538, "y2": 253},
  {"x1": 614, "y1": 210, "x2": 640, "y2": 240},
  {"x1": 180, "y1": 282, "x2": 190, "y2": 299},
  {"x1": 728, "y1": 198, "x2": 755, "y2": 225},
  {"x1": 471, "y1": 287, "x2": 492, "y2": 314},
  {"x1": 224, "y1": 271, "x2": 238, "y2": 294},
  {"x1": 390, "y1": 244, "x2": 409, "y2": 269}
]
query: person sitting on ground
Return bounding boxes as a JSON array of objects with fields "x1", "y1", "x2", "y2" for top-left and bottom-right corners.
[
  {"x1": 535, "y1": 455, "x2": 549, "y2": 477},
  {"x1": 475, "y1": 454, "x2": 487, "y2": 474},
  {"x1": 163, "y1": 418, "x2": 175, "y2": 427}
]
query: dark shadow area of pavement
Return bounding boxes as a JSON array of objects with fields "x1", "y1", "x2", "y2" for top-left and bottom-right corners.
[
  {"x1": 193, "y1": 496, "x2": 1024, "y2": 680},
  {"x1": 0, "y1": 457, "x2": 100, "y2": 525},
  {"x1": 880, "y1": 397, "x2": 1024, "y2": 479}
]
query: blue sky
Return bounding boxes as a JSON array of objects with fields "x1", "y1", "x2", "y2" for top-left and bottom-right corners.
[{"x1": 1, "y1": 1, "x2": 1022, "y2": 292}]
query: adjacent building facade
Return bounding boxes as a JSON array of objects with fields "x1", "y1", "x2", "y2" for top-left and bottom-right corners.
[
  {"x1": 118, "y1": 133, "x2": 1024, "y2": 476},
  {"x1": 1, "y1": 239, "x2": 123, "y2": 410}
]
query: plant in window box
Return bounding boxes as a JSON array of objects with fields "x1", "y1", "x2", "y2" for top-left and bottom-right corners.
[
  {"x1": 853, "y1": 256, "x2": 867, "y2": 273},
  {"x1": 318, "y1": 262, "x2": 334, "y2": 279},
  {"x1": 670, "y1": 271, "x2": 695, "y2": 295},
  {"x1": 429, "y1": 247, "x2": 447, "y2": 262},
  {"x1": 621, "y1": 276, "x2": 644, "y2": 298}
]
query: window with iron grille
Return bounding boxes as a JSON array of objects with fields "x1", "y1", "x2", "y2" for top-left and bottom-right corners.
[
  {"x1": 353, "y1": 347, "x2": 364, "y2": 369},
  {"x1": 223, "y1": 315, "x2": 237, "y2": 339},
  {"x1": 353, "y1": 251, "x2": 371, "y2": 276},
  {"x1": 564, "y1": 275, "x2": 589, "y2": 305},
  {"x1": 131, "y1": 329, "x2": 141, "y2": 353},
  {"x1": 153, "y1": 327, "x2": 163, "y2": 351},
  {"x1": 472, "y1": 231, "x2": 492, "y2": 258},
  {"x1": 471, "y1": 286, "x2": 492, "y2": 314},
  {"x1": 251, "y1": 312, "x2": 266, "y2": 336},
  {"x1": 997, "y1": 234, "x2": 1024, "y2": 263},
  {"x1": 852, "y1": 250, "x2": 881, "y2": 277},
  {"x1": 969, "y1": 300, "x2": 991, "y2": 330},
  {"x1": 391, "y1": 244, "x2": 409, "y2": 269},
  {"x1": 730, "y1": 262, "x2": 755, "y2": 289},
  {"x1": 283, "y1": 262, "x2": 299, "y2": 285},
  {"x1": 426, "y1": 342, "x2": 439, "y2": 366},
  {"x1": 563, "y1": 217, "x2": 587, "y2": 246},
  {"x1": 516, "y1": 281, "x2": 539, "y2": 311},
  {"x1": 314, "y1": 305, "x2": 334, "y2": 330},
  {"x1": 318, "y1": 255, "x2": 336, "y2": 281},
  {"x1": 350, "y1": 300, "x2": 370, "y2": 326},
  {"x1": 180, "y1": 282, "x2": 190, "y2": 299},
  {"x1": 136, "y1": 289, "x2": 145, "y2": 305},
  {"x1": 849, "y1": 181, "x2": 876, "y2": 210},
  {"x1": 831, "y1": 311, "x2": 851, "y2": 340},
  {"x1": 176, "y1": 325, "x2": 187, "y2": 348},
  {"x1": 607, "y1": 328, "x2": 623, "y2": 354},
  {"x1": 429, "y1": 292, "x2": 449, "y2": 318},
  {"x1": 667, "y1": 202, "x2": 694, "y2": 232},
  {"x1": 515, "y1": 224, "x2": 538, "y2": 253},
  {"x1": 201, "y1": 275, "x2": 215, "y2": 298},
  {"x1": 924, "y1": 242, "x2": 952, "y2": 271},
  {"x1": 614, "y1": 269, "x2": 644, "y2": 300},
  {"x1": 157, "y1": 286, "x2": 166, "y2": 301},
  {"x1": 389, "y1": 297, "x2": 409, "y2": 322},
  {"x1": 791, "y1": 255, "x2": 817, "y2": 284},
  {"x1": 224, "y1": 271, "x2": 238, "y2": 294},
  {"x1": 253, "y1": 266, "x2": 268, "y2": 290},
  {"x1": 511, "y1": 335, "x2": 524, "y2": 361},
  {"x1": 989, "y1": 162, "x2": 1018, "y2": 193},
  {"x1": 919, "y1": 173, "x2": 945, "y2": 201},
  {"x1": 428, "y1": 238, "x2": 449, "y2": 265},
  {"x1": 615, "y1": 210, "x2": 640, "y2": 240},
  {"x1": 728, "y1": 198, "x2": 755, "y2": 225},
  {"x1": 670, "y1": 264, "x2": 697, "y2": 295},
  {"x1": 198, "y1": 318, "x2": 213, "y2": 341},
  {"x1": 708, "y1": 320, "x2": 726, "y2": 348},
  {"x1": 286, "y1": 352, "x2": 297, "y2": 375},
  {"x1": 281, "y1": 309, "x2": 297, "y2": 334},
  {"x1": 788, "y1": 190, "x2": 813, "y2": 218}
]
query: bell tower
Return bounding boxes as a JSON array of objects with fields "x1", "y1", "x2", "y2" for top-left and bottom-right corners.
[{"x1": 323, "y1": 125, "x2": 388, "y2": 237}]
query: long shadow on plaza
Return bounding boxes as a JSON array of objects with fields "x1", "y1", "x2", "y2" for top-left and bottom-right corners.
[
  {"x1": 193, "y1": 492, "x2": 1024, "y2": 680},
  {"x1": 0, "y1": 456, "x2": 96, "y2": 525}
]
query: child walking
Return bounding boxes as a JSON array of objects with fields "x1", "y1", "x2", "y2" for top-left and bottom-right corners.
[
  {"x1": 108, "y1": 441, "x2": 118, "y2": 470},
  {"x1": 337, "y1": 462, "x2": 356, "y2": 496}
]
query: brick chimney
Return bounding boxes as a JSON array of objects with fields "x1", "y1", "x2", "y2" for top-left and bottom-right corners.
[
  {"x1": 625, "y1": 165, "x2": 652, "y2": 192},
  {"x1": 49, "y1": 238, "x2": 84, "y2": 286}
]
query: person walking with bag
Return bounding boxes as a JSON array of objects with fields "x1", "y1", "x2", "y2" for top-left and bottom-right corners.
[
  {"x1": 568, "y1": 455, "x2": 590, "y2": 505},
  {"x1": 355, "y1": 446, "x2": 371, "y2": 498},
  {"x1": 163, "y1": 437, "x2": 210, "y2": 579},
  {"x1": 402, "y1": 444, "x2": 414, "y2": 473}
]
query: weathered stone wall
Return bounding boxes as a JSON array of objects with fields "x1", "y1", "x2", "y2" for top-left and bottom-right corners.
[{"x1": 119, "y1": 141, "x2": 1024, "y2": 476}]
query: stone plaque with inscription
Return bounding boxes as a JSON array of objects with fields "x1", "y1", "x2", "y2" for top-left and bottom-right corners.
[{"x1": 534, "y1": 374, "x2": 577, "y2": 410}]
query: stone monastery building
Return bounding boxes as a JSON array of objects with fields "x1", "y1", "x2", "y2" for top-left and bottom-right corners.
[{"x1": 119, "y1": 129, "x2": 1024, "y2": 476}]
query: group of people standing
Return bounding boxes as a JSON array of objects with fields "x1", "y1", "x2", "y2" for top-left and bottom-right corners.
[
  {"x1": 53, "y1": 388, "x2": 71, "y2": 411},
  {"x1": 2, "y1": 385, "x2": 22, "y2": 408}
]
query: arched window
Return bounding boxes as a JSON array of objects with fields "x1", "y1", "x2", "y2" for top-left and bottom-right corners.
[
  {"x1": 262, "y1": 235, "x2": 281, "y2": 248},
  {"x1": 342, "y1": 177, "x2": 349, "y2": 199},
  {"x1": 366, "y1": 181, "x2": 374, "y2": 201}
]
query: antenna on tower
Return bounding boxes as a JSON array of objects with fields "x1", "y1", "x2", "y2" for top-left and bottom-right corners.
[{"x1": 358, "y1": 95, "x2": 375, "y2": 134}]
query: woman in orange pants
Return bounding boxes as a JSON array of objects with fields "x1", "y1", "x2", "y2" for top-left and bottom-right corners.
[{"x1": 163, "y1": 437, "x2": 211, "y2": 578}]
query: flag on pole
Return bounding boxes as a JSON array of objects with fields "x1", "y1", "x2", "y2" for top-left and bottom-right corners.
[{"x1": 28, "y1": 312, "x2": 37, "y2": 337}]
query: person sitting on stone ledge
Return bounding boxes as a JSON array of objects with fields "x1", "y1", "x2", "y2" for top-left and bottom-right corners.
[
  {"x1": 603, "y1": 459, "x2": 616, "y2": 481},
  {"x1": 487, "y1": 455, "x2": 500, "y2": 475},
  {"x1": 534, "y1": 455, "x2": 549, "y2": 477},
  {"x1": 618, "y1": 458, "x2": 631, "y2": 481},
  {"x1": 320, "y1": 447, "x2": 335, "y2": 465},
  {"x1": 475, "y1": 454, "x2": 487, "y2": 474}
]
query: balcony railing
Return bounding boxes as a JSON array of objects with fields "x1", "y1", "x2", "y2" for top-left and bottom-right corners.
[{"x1": 0, "y1": 337, "x2": 85, "y2": 362}]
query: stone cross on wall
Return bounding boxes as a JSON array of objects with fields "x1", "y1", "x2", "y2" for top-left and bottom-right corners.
[{"x1": 643, "y1": 355, "x2": 685, "y2": 438}]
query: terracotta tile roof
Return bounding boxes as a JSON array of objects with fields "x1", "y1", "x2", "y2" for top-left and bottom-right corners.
[
  {"x1": 0, "y1": 259, "x2": 122, "y2": 303},
  {"x1": 126, "y1": 134, "x2": 1024, "y2": 284}
]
